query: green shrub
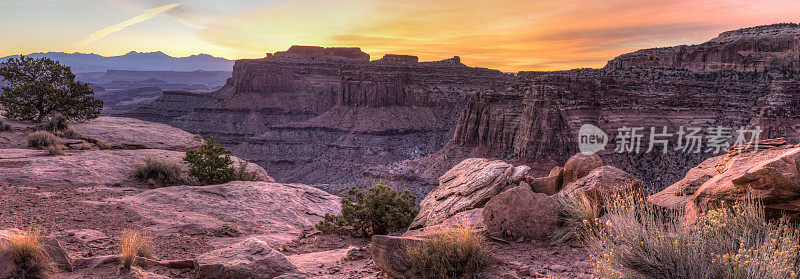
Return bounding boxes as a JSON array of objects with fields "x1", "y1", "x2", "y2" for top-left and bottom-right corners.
[
  {"x1": 316, "y1": 183, "x2": 418, "y2": 237},
  {"x1": 27, "y1": 131, "x2": 60, "y2": 149},
  {"x1": 591, "y1": 195, "x2": 800, "y2": 279},
  {"x1": 133, "y1": 157, "x2": 182, "y2": 186},
  {"x1": 234, "y1": 161, "x2": 260, "y2": 181},
  {"x1": 405, "y1": 222, "x2": 491, "y2": 279},
  {"x1": 550, "y1": 191, "x2": 601, "y2": 245},
  {"x1": 183, "y1": 138, "x2": 236, "y2": 185}
]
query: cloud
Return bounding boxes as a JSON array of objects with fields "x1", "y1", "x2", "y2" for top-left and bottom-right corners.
[{"x1": 73, "y1": 3, "x2": 180, "y2": 48}]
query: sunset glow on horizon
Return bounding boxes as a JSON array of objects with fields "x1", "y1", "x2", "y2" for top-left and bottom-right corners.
[{"x1": 2, "y1": 0, "x2": 800, "y2": 72}]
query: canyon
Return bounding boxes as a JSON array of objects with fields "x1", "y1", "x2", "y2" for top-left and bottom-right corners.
[{"x1": 121, "y1": 24, "x2": 800, "y2": 195}]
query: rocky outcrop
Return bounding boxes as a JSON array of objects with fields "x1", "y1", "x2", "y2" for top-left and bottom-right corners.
[
  {"x1": 605, "y1": 23, "x2": 800, "y2": 71},
  {"x1": 369, "y1": 235, "x2": 424, "y2": 279},
  {"x1": 72, "y1": 116, "x2": 203, "y2": 151},
  {"x1": 562, "y1": 154, "x2": 603, "y2": 186},
  {"x1": 0, "y1": 149, "x2": 270, "y2": 188},
  {"x1": 410, "y1": 158, "x2": 528, "y2": 229},
  {"x1": 483, "y1": 185, "x2": 558, "y2": 242},
  {"x1": 652, "y1": 139, "x2": 800, "y2": 221},
  {"x1": 119, "y1": 181, "x2": 340, "y2": 246},
  {"x1": 527, "y1": 166, "x2": 564, "y2": 195},
  {"x1": 196, "y1": 238, "x2": 302, "y2": 279}
]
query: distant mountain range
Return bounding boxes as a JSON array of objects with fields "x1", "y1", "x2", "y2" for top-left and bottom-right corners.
[{"x1": 0, "y1": 51, "x2": 235, "y2": 73}]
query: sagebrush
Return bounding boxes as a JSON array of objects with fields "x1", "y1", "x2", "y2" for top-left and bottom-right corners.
[
  {"x1": 405, "y1": 222, "x2": 491, "y2": 279},
  {"x1": 316, "y1": 183, "x2": 418, "y2": 237},
  {"x1": 133, "y1": 157, "x2": 183, "y2": 186},
  {"x1": 590, "y1": 195, "x2": 800, "y2": 279},
  {"x1": 27, "y1": 131, "x2": 60, "y2": 149},
  {"x1": 550, "y1": 190, "x2": 601, "y2": 245}
]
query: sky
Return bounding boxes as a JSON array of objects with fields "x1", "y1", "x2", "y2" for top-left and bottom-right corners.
[{"x1": 1, "y1": 0, "x2": 799, "y2": 72}]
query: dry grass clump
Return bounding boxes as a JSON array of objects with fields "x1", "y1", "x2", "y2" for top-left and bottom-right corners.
[
  {"x1": 27, "y1": 131, "x2": 60, "y2": 149},
  {"x1": 96, "y1": 140, "x2": 111, "y2": 150},
  {"x1": 405, "y1": 222, "x2": 491, "y2": 279},
  {"x1": 590, "y1": 195, "x2": 800, "y2": 279},
  {"x1": 133, "y1": 157, "x2": 182, "y2": 186},
  {"x1": 550, "y1": 191, "x2": 601, "y2": 245},
  {"x1": 234, "y1": 161, "x2": 260, "y2": 181},
  {"x1": 3, "y1": 227, "x2": 51, "y2": 278},
  {"x1": 44, "y1": 145, "x2": 65, "y2": 156},
  {"x1": 118, "y1": 230, "x2": 151, "y2": 270},
  {"x1": 75, "y1": 141, "x2": 92, "y2": 150}
]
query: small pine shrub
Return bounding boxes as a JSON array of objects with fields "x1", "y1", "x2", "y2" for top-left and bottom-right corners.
[
  {"x1": 590, "y1": 195, "x2": 800, "y2": 279},
  {"x1": 96, "y1": 140, "x2": 111, "y2": 150},
  {"x1": 44, "y1": 145, "x2": 65, "y2": 156},
  {"x1": 183, "y1": 138, "x2": 236, "y2": 185},
  {"x1": 118, "y1": 230, "x2": 151, "y2": 270},
  {"x1": 405, "y1": 222, "x2": 491, "y2": 279},
  {"x1": 27, "y1": 131, "x2": 60, "y2": 149},
  {"x1": 133, "y1": 157, "x2": 182, "y2": 186},
  {"x1": 234, "y1": 161, "x2": 260, "y2": 181},
  {"x1": 550, "y1": 191, "x2": 601, "y2": 245},
  {"x1": 4, "y1": 227, "x2": 51, "y2": 279},
  {"x1": 316, "y1": 183, "x2": 418, "y2": 237}
]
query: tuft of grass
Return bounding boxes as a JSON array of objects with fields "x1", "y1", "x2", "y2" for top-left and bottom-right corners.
[
  {"x1": 193, "y1": 134, "x2": 203, "y2": 142},
  {"x1": 44, "y1": 145, "x2": 65, "y2": 156},
  {"x1": 550, "y1": 191, "x2": 601, "y2": 245},
  {"x1": 27, "y1": 131, "x2": 60, "y2": 149},
  {"x1": 405, "y1": 222, "x2": 491, "y2": 279},
  {"x1": 590, "y1": 195, "x2": 800, "y2": 279},
  {"x1": 3, "y1": 227, "x2": 51, "y2": 279},
  {"x1": 133, "y1": 157, "x2": 182, "y2": 186},
  {"x1": 96, "y1": 140, "x2": 111, "y2": 150},
  {"x1": 118, "y1": 230, "x2": 151, "y2": 270}
]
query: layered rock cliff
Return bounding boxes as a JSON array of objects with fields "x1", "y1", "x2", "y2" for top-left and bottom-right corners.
[{"x1": 605, "y1": 23, "x2": 800, "y2": 71}]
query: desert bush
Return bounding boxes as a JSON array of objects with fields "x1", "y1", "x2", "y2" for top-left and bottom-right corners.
[
  {"x1": 44, "y1": 145, "x2": 65, "y2": 156},
  {"x1": 0, "y1": 120, "x2": 11, "y2": 132},
  {"x1": 27, "y1": 131, "x2": 60, "y2": 149},
  {"x1": 183, "y1": 138, "x2": 236, "y2": 185},
  {"x1": 550, "y1": 191, "x2": 601, "y2": 245},
  {"x1": 118, "y1": 230, "x2": 151, "y2": 270},
  {"x1": 405, "y1": 222, "x2": 491, "y2": 279},
  {"x1": 133, "y1": 157, "x2": 182, "y2": 186},
  {"x1": 3, "y1": 227, "x2": 51, "y2": 279},
  {"x1": 96, "y1": 140, "x2": 111, "y2": 150},
  {"x1": 590, "y1": 195, "x2": 800, "y2": 279},
  {"x1": 316, "y1": 183, "x2": 418, "y2": 237},
  {"x1": 38, "y1": 115, "x2": 68, "y2": 134},
  {"x1": 234, "y1": 161, "x2": 260, "y2": 181}
]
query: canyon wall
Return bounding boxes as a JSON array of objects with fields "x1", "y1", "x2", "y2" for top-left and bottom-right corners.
[{"x1": 605, "y1": 23, "x2": 800, "y2": 71}]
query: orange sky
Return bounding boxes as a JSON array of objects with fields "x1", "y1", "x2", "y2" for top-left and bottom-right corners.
[{"x1": 2, "y1": 0, "x2": 800, "y2": 71}]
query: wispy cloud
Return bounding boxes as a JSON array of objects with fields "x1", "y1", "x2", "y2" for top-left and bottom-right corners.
[{"x1": 73, "y1": 3, "x2": 180, "y2": 48}]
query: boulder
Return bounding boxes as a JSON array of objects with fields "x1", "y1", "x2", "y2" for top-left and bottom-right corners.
[
  {"x1": 119, "y1": 181, "x2": 340, "y2": 246},
  {"x1": 561, "y1": 166, "x2": 643, "y2": 205},
  {"x1": 369, "y1": 235, "x2": 425, "y2": 279},
  {"x1": 0, "y1": 229, "x2": 73, "y2": 272},
  {"x1": 677, "y1": 143, "x2": 800, "y2": 220},
  {"x1": 0, "y1": 250, "x2": 16, "y2": 278},
  {"x1": 562, "y1": 153, "x2": 603, "y2": 186},
  {"x1": 527, "y1": 166, "x2": 564, "y2": 195},
  {"x1": 482, "y1": 186, "x2": 558, "y2": 242},
  {"x1": 72, "y1": 116, "x2": 203, "y2": 151},
  {"x1": 648, "y1": 156, "x2": 723, "y2": 211},
  {"x1": 196, "y1": 238, "x2": 301, "y2": 279},
  {"x1": 0, "y1": 149, "x2": 273, "y2": 188},
  {"x1": 410, "y1": 158, "x2": 526, "y2": 229},
  {"x1": 404, "y1": 208, "x2": 484, "y2": 237}
]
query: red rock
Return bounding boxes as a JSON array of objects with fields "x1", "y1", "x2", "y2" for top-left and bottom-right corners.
[
  {"x1": 527, "y1": 166, "x2": 564, "y2": 195},
  {"x1": 196, "y1": 238, "x2": 302, "y2": 279},
  {"x1": 561, "y1": 166, "x2": 643, "y2": 205},
  {"x1": 562, "y1": 154, "x2": 603, "y2": 186},
  {"x1": 482, "y1": 186, "x2": 558, "y2": 242},
  {"x1": 369, "y1": 235, "x2": 425, "y2": 279}
]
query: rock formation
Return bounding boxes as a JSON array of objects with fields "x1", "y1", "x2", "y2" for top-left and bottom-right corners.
[{"x1": 482, "y1": 185, "x2": 558, "y2": 242}]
